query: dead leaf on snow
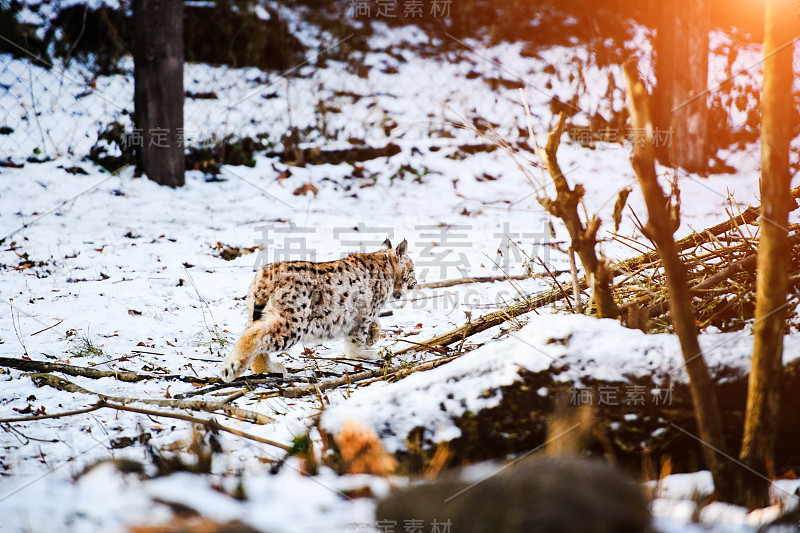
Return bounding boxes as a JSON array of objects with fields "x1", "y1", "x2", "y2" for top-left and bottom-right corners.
[{"x1": 293, "y1": 182, "x2": 319, "y2": 196}]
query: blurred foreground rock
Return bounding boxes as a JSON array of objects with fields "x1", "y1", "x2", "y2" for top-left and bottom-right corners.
[{"x1": 376, "y1": 455, "x2": 651, "y2": 533}]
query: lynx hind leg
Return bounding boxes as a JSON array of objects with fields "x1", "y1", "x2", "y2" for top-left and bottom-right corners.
[
  {"x1": 250, "y1": 353, "x2": 287, "y2": 377},
  {"x1": 366, "y1": 320, "x2": 381, "y2": 346},
  {"x1": 344, "y1": 321, "x2": 379, "y2": 359},
  {"x1": 344, "y1": 337, "x2": 373, "y2": 359},
  {"x1": 221, "y1": 315, "x2": 289, "y2": 382},
  {"x1": 250, "y1": 353, "x2": 269, "y2": 373}
]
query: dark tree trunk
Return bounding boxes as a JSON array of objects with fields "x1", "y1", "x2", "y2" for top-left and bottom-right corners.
[
  {"x1": 652, "y1": 1, "x2": 675, "y2": 156},
  {"x1": 133, "y1": 0, "x2": 185, "y2": 187},
  {"x1": 653, "y1": 0, "x2": 709, "y2": 173},
  {"x1": 738, "y1": 0, "x2": 796, "y2": 508}
]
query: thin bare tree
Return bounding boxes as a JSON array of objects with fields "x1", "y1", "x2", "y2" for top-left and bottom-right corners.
[
  {"x1": 624, "y1": 62, "x2": 734, "y2": 502},
  {"x1": 738, "y1": 0, "x2": 797, "y2": 508},
  {"x1": 538, "y1": 114, "x2": 620, "y2": 319}
]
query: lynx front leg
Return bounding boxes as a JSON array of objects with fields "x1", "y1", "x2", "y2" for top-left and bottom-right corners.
[{"x1": 221, "y1": 315, "x2": 289, "y2": 382}]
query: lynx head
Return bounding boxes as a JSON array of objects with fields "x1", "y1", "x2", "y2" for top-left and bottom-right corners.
[{"x1": 382, "y1": 238, "x2": 416, "y2": 299}]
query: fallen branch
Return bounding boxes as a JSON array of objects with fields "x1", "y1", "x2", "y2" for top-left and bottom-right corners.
[
  {"x1": 537, "y1": 256, "x2": 574, "y2": 310},
  {"x1": 0, "y1": 403, "x2": 104, "y2": 423},
  {"x1": 279, "y1": 355, "x2": 462, "y2": 398},
  {"x1": 393, "y1": 338, "x2": 449, "y2": 355},
  {"x1": 646, "y1": 231, "x2": 800, "y2": 319},
  {"x1": 301, "y1": 355, "x2": 383, "y2": 369},
  {"x1": 103, "y1": 401, "x2": 289, "y2": 450},
  {"x1": 394, "y1": 283, "x2": 583, "y2": 356},
  {"x1": 174, "y1": 375, "x2": 312, "y2": 399},
  {"x1": 0, "y1": 356, "x2": 208, "y2": 384},
  {"x1": 646, "y1": 253, "x2": 757, "y2": 319},
  {"x1": 26, "y1": 373, "x2": 274, "y2": 424},
  {"x1": 0, "y1": 356, "x2": 151, "y2": 382},
  {"x1": 396, "y1": 195, "x2": 800, "y2": 356},
  {"x1": 618, "y1": 186, "x2": 800, "y2": 273},
  {"x1": 0, "y1": 399, "x2": 290, "y2": 451},
  {"x1": 417, "y1": 274, "x2": 534, "y2": 290},
  {"x1": 31, "y1": 319, "x2": 64, "y2": 337},
  {"x1": 356, "y1": 354, "x2": 462, "y2": 387},
  {"x1": 280, "y1": 366, "x2": 395, "y2": 398}
]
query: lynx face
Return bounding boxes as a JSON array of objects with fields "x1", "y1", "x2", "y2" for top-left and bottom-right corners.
[
  {"x1": 386, "y1": 238, "x2": 416, "y2": 299},
  {"x1": 219, "y1": 239, "x2": 416, "y2": 382}
]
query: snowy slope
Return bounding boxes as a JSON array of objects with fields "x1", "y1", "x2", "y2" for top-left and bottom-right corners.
[{"x1": 1, "y1": 11, "x2": 799, "y2": 533}]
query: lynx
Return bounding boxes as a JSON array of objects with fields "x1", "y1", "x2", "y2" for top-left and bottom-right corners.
[{"x1": 220, "y1": 239, "x2": 416, "y2": 382}]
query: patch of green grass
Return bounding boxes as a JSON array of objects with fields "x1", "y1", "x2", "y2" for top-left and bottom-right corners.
[
  {"x1": 194, "y1": 324, "x2": 231, "y2": 356},
  {"x1": 288, "y1": 434, "x2": 311, "y2": 457},
  {"x1": 378, "y1": 346, "x2": 396, "y2": 378},
  {"x1": 378, "y1": 346, "x2": 394, "y2": 365},
  {"x1": 67, "y1": 335, "x2": 106, "y2": 358},
  {"x1": 392, "y1": 164, "x2": 432, "y2": 184}
]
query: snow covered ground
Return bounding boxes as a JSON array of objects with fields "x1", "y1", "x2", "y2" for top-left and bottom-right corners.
[
  {"x1": 2, "y1": 7, "x2": 800, "y2": 533},
  {"x1": 321, "y1": 314, "x2": 800, "y2": 454}
]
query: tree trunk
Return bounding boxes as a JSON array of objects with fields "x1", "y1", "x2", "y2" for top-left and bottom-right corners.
[
  {"x1": 624, "y1": 62, "x2": 735, "y2": 502},
  {"x1": 738, "y1": 0, "x2": 796, "y2": 508},
  {"x1": 652, "y1": 0, "x2": 675, "y2": 161},
  {"x1": 133, "y1": 0, "x2": 185, "y2": 187},
  {"x1": 654, "y1": 0, "x2": 710, "y2": 173}
]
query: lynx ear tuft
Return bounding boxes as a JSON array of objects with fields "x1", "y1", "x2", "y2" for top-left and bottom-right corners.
[
  {"x1": 381, "y1": 238, "x2": 392, "y2": 250},
  {"x1": 396, "y1": 239, "x2": 408, "y2": 257}
]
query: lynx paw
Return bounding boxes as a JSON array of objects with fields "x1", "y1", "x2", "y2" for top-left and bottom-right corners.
[
  {"x1": 220, "y1": 358, "x2": 243, "y2": 383},
  {"x1": 344, "y1": 341, "x2": 378, "y2": 360},
  {"x1": 267, "y1": 360, "x2": 288, "y2": 377}
]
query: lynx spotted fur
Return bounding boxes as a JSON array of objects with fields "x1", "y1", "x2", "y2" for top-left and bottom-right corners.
[{"x1": 220, "y1": 239, "x2": 415, "y2": 382}]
